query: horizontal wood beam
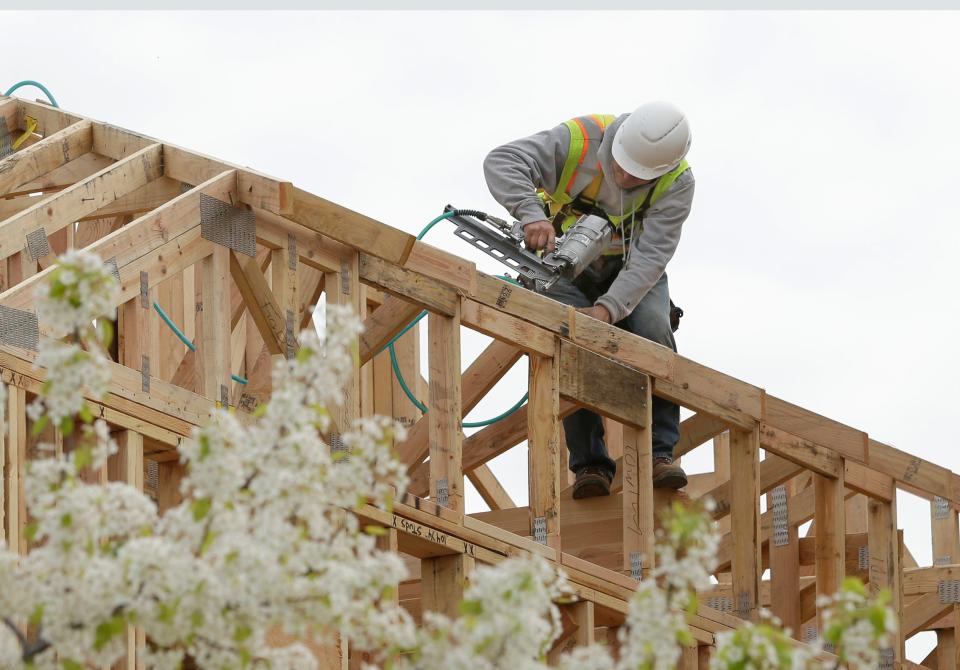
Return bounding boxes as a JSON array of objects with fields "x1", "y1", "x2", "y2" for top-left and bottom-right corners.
[
  {"x1": 359, "y1": 252, "x2": 459, "y2": 316},
  {"x1": 559, "y1": 340, "x2": 647, "y2": 428},
  {"x1": 287, "y1": 187, "x2": 416, "y2": 266}
]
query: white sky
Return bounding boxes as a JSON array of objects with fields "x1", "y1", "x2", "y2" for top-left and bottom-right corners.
[{"x1": 7, "y1": 10, "x2": 959, "y2": 658}]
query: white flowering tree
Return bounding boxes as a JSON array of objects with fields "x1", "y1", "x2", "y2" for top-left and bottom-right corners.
[{"x1": 0, "y1": 250, "x2": 896, "y2": 670}]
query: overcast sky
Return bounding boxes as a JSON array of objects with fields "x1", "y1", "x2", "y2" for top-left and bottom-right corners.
[{"x1": 6, "y1": 10, "x2": 958, "y2": 657}]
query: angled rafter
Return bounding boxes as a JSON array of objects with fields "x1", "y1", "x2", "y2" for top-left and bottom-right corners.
[
  {"x1": 0, "y1": 120, "x2": 93, "y2": 197},
  {"x1": 0, "y1": 169, "x2": 237, "y2": 311},
  {"x1": 230, "y1": 250, "x2": 291, "y2": 357},
  {"x1": 0, "y1": 143, "x2": 163, "y2": 264}
]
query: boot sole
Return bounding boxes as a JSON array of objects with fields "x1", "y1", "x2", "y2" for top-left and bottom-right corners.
[
  {"x1": 572, "y1": 480, "x2": 611, "y2": 499},
  {"x1": 652, "y1": 471, "x2": 688, "y2": 490}
]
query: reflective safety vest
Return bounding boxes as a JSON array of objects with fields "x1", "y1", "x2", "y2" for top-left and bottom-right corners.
[{"x1": 539, "y1": 114, "x2": 690, "y2": 238}]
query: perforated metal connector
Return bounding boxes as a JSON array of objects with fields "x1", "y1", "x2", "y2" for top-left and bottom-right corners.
[
  {"x1": 771, "y1": 484, "x2": 789, "y2": 547},
  {"x1": 220, "y1": 384, "x2": 229, "y2": 407},
  {"x1": 104, "y1": 257, "x2": 121, "y2": 283},
  {"x1": 199, "y1": 193, "x2": 256, "y2": 257},
  {"x1": 287, "y1": 233, "x2": 298, "y2": 271},
  {"x1": 0, "y1": 124, "x2": 12, "y2": 159},
  {"x1": 934, "y1": 496, "x2": 951, "y2": 520},
  {"x1": 935, "y1": 555, "x2": 952, "y2": 566},
  {"x1": 629, "y1": 552, "x2": 642, "y2": 580},
  {"x1": 939, "y1": 580, "x2": 960, "y2": 603},
  {"x1": 803, "y1": 625, "x2": 818, "y2": 643},
  {"x1": 145, "y1": 459, "x2": 159, "y2": 490},
  {"x1": 141, "y1": 355, "x2": 150, "y2": 392},
  {"x1": 285, "y1": 309, "x2": 295, "y2": 360},
  {"x1": 340, "y1": 260, "x2": 352, "y2": 295},
  {"x1": 533, "y1": 516, "x2": 547, "y2": 544},
  {"x1": 139, "y1": 272, "x2": 149, "y2": 308},
  {"x1": 858, "y1": 545, "x2": 870, "y2": 570},
  {"x1": 436, "y1": 478, "x2": 449, "y2": 507},
  {"x1": 879, "y1": 648, "x2": 894, "y2": 670},
  {"x1": 736, "y1": 591, "x2": 752, "y2": 619},
  {"x1": 330, "y1": 433, "x2": 349, "y2": 463},
  {"x1": 25, "y1": 228, "x2": 50, "y2": 262},
  {"x1": 706, "y1": 596, "x2": 732, "y2": 613},
  {"x1": 0, "y1": 305, "x2": 39, "y2": 351}
]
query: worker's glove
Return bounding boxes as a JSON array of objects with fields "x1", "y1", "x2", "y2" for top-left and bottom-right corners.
[{"x1": 522, "y1": 220, "x2": 556, "y2": 253}]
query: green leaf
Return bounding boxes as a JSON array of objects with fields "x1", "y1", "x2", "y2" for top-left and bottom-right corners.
[
  {"x1": 98, "y1": 319, "x2": 114, "y2": 349},
  {"x1": 158, "y1": 600, "x2": 179, "y2": 624},
  {"x1": 233, "y1": 625, "x2": 252, "y2": 642},
  {"x1": 60, "y1": 513, "x2": 72, "y2": 528},
  {"x1": 198, "y1": 435, "x2": 211, "y2": 461},
  {"x1": 59, "y1": 416, "x2": 75, "y2": 439},
  {"x1": 62, "y1": 660, "x2": 84, "y2": 670},
  {"x1": 78, "y1": 403, "x2": 94, "y2": 425},
  {"x1": 24, "y1": 522, "x2": 39, "y2": 542},
  {"x1": 199, "y1": 530, "x2": 217, "y2": 555},
  {"x1": 31, "y1": 414, "x2": 50, "y2": 437},
  {"x1": 459, "y1": 600, "x2": 483, "y2": 616},
  {"x1": 191, "y1": 498, "x2": 212, "y2": 522},
  {"x1": 73, "y1": 446, "x2": 92, "y2": 470},
  {"x1": 191, "y1": 610, "x2": 205, "y2": 629},
  {"x1": 29, "y1": 604, "x2": 44, "y2": 627},
  {"x1": 364, "y1": 525, "x2": 388, "y2": 536},
  {"x1": 93, "y1": 614, "x2": 126, "y2": 650}
]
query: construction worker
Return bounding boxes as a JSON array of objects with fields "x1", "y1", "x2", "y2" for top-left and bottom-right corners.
[{"x1": 483, "y1": 101, "x2": 694, "y2": 499}]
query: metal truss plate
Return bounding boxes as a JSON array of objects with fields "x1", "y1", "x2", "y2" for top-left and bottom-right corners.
[
  {"x1": 220, "y1": 384, "x2": 229, "y2": 407},
  {"x1": 329, "y1": 432, "x2": 349, "y2": 463},
  {"x1": 803, "y1": 625, "x2": 818, "y2": 643},
  {"x1": 139, "y1": 271, "x2": 149, "y2": 309},
  {"x1": 25, "y1": 228, "x2": 50, "y2": 262},
  {"x1": 285, "y1": 309, "x2": 295, "y2": 360},
  {"x1": 879, "y1": 648, "x2": 894, "y2": 670},
  {"x1": 141, "y1": 355, "x2": 150, "y2": 392},
  {"x1": 0, "y1": 124, "x2": 11, "y2": 160},
  {"x1": 629, "y1": 552, "x2": 642, "y2": 580},
  {"x1": 145, "y1": 459, "x2": 159, "y2": 490},
  {"x1": 736, "y1": 591, "x2": 752, "y2": 619},
  {"x1": 104, "y1": 257, "x2": 121, "y2": 283},
  {"x1": 858, "y1": 546, "x2": 870, "y2": 570},
  {"x1": 287, "y1": 233, "x2": 297, "y2": 271},
  {"x1": 199, "y1": 193, "x2": 256, "y2": 257},
  {"x1": 934, "y1": 496, "x2": 951, "y2": 520},
  {"x1": 533, "y1": 516, "x2": 547, "y2": 545},
  {"x1": 939, "y1": 580, "x2": 960, "y2": 603},
  {"x1": 706, "y1": 596, "x2": 732, "y2": 613},
  {"x1": 935, "y1": 555, "x2": 952, "y2": 566},
  {"x1": 436, "y1": 478, "x2": 449, "y2": 508},
  {"x1": 771, "y1": 485, "x2": 789, "y2": 547},
  {"x1": 0, "y1": 305, "x2": 39, "y2": 351}
]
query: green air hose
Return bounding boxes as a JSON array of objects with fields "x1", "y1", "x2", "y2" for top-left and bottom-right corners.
[
  {"x1": 4, "y1": 80, "x2": 59, "y2": 107},
  {"x1": 384, "y1": 211, "x2": 528, "y2": 427}
]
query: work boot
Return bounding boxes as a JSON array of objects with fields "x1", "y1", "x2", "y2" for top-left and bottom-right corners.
[
  {"x1": 652, "y1": 457, "x2": 688, "y2": 489},
  {"x1": 572, "y1": 467, "x2": 613, "y2": 499}
]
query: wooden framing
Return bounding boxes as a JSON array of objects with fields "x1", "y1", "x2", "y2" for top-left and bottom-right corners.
[{"x1": 2, "y1": 94, "x2": 958, "y2": 666}]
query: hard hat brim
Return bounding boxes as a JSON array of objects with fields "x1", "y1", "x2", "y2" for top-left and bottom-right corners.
[{"x1": 611, "y1": 136, "x2": 673, "y2": 181}]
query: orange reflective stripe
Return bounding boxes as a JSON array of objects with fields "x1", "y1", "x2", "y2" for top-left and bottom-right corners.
[{"x1": 565, "y1": 117, "x2": 591, "y2": 196}]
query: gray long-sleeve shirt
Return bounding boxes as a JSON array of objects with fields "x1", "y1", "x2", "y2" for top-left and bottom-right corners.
[{"x1": 483, "y1": 114, "x2": 695, "y2": 323}]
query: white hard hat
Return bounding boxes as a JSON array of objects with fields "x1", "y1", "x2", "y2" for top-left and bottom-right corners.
[{"x1": 612, "y1": 101, "x2": 691, "y2": 180}]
